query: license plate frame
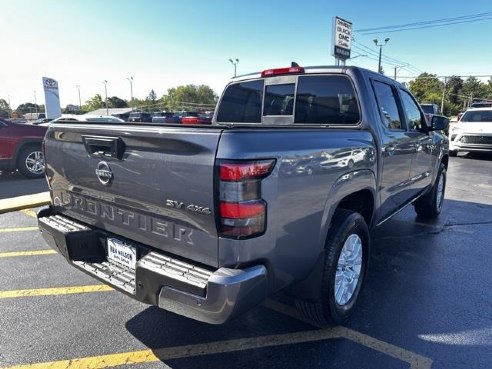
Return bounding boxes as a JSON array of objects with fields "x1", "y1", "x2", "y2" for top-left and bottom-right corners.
[{"x1": 107, "y1": 238, "x2": 137, "y2": 270}]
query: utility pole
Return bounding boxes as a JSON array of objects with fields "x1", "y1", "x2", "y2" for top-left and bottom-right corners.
[
  {"x1": 33, "y1": 90, "x2": 38, "y2": 115},
  {"x1": 103, "y1": 80, "x2": 108, "y2": 115},
  {"x1": 373, "y1": 38, "x2": 390, "y2": 74},
  {"x1": 76, "y1": 85, "x2": 82, "y2": 112},
  {"x1": 441, "y1": 77, "x2": 447, "y2": 115},
  {"x1": 228, "y1": 58, "x2": 239, "y2": 77},
  {"x1": 127, "y1": 77, "x2": 134, "y2": 110}
]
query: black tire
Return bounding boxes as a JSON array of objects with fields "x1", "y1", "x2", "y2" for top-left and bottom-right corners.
[
  {"x1": 17, "y1": 145, "x2": 45, "y2": 178},
  {"x1": 296, "y1": 209, "x2": 370, "y2": 327},
  {"x1": 449, "y1": 150, "x2": 458, "y2": 157},
  {"x1": 414, "y1": 163, "x2": 446, "y2": 219}
]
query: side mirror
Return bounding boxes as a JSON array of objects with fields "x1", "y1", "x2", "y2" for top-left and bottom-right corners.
[{"x1": 430, "y1": 115, "x2": 449, "y2": 131}]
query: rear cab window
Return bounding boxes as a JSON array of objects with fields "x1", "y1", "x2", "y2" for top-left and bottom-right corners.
[{"x1": 216, "y1": 74, "x2": 360, "y2": 125}]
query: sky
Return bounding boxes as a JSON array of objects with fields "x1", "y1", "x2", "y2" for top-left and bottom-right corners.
[{"x1": 1, "y1": 0, "x2": 491, "y2": 109}]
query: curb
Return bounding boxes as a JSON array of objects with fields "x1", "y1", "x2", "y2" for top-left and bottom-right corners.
[{"x1": 0, "y1": 192, "x2": 51, "y2": 214}]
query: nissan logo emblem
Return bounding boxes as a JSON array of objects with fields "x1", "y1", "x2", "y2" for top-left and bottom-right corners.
[{"x1": 95, "y1": 161, "x2": 113, "y2": 185}]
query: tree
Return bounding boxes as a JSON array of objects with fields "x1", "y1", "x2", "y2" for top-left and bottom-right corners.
[
  {"x1": 446, "y1": 76, "x2": 463, "y2": 105},
  {"x1": 83, "y1": 94, "x2": 103, "y2": 112},
  {"x1": 461, "y1": 77, "x2": 488, "y2": 102},
  {"x1": 162, "y1": 84, "x2": 217, "y2": 111},
  {"x1": 107, "y1": 96, "x2": 128, "y2": 108},
  {"x1": 0, "y1": 99, "x2": 10, "y2": 118},
  {"x1": 408, "y1": 73, "x2": 443, "y2": 103},
  {"x1": 15, "y1": 102, "x2": 43, "y2": 115}
]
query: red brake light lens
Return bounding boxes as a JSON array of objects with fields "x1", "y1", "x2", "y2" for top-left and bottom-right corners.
[
  {"x1": 220, "y1": 201, "x2": 265, "y2": 219},
  {"x1": 261, "y1": 66, "x2": 304, "y2": 78},
  {"x1": 220, "y1": 160, "x2": 275, "y2": 182}
]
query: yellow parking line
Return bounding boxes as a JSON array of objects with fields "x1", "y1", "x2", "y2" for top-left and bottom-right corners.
[
  {"x1": 21, "y1": 209, "x2": 38, "y2": 219},
  {"x1": 0, "y1": 285, "x2": 113, "y2": 299},
  {"x1": 0, "y1": 298, "x2": 433, "y2": 369},
  {"x1": 0, "y1": 250, "x2": 57, "y2": 258},
  {"x1": 0, "y1": 227, "x2": 39, "y2": 233},
  {"x1": 263, "y1": 299, "x2": 433, "y2": 369},
  {"x1": 2, "y1": 329, "x2": 341, "y2": 369}
]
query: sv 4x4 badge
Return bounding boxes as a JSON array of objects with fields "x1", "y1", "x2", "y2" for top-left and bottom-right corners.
[{"x1": 166, "y1": 199, "x2": 212, "y2": 215}]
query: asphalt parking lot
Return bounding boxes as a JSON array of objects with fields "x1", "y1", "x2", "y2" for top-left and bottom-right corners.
[{"x1": 0, "y1": 153, "x2": 491, "y2": 369}]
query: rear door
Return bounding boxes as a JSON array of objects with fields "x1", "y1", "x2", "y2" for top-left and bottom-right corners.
[
  {"x1": 44, "y1": 123, "x2": 223, "y2": 267},
  {"x1": 371, "y1": 80, "x2": 415, "y2": 220},
  {"x1": 0, "y1": 121, "x2": 15, "y2": 161}
]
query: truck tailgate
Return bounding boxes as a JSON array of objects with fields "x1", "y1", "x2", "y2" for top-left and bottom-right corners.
[{"x1": 44, "y1": 123, "x2": 223, "y2": 267}]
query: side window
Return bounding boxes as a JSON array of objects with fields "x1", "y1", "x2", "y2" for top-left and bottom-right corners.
[
  {"x1": 400, "y1": 90, "x2": 426, "y2": 131},
  {"x1": 294, "y1": 75, "x2": 360, "y2": 124},
  {"x1": 372, "y1": 81, "x2": 402, "y2": 130}
]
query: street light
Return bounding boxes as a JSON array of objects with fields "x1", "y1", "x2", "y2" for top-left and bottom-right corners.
[
  {"x1": 127, "y1": 77, "x2": 134, "y2": 110},
  {"x1": 373, "y1": 38, "x2": 390, "y2": 74},
  {"x1": 75, "y1": 85, "x2": 82, "y2": 112},
  {"x1": 103, "y1": 80, "x2": 108, "y2": 115},
  {"x1": 228, "y1": 58, "x2": 239, "y2": 77}
]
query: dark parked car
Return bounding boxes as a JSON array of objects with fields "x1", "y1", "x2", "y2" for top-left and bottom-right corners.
[
  {"x1": 0, "y1": 118, "x2": 47, "y2": 178},
  {"x1": 128, "y1": 112, "x2": 152, "y2": 122},
  {"x1": 151, "y1": 112, "x2": 180, "y2": 124}
]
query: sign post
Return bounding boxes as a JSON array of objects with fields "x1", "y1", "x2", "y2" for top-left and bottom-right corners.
[
  {"x1": 332, "y1": 17, "x2": 353, "y2": 66},
  {"x1": 42, "y1": 77, "x2": 61, "y2": 119}
]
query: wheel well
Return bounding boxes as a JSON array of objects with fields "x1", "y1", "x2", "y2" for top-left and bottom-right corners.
[{"x1": 336, "y1": 190, "x2": 374, "y2": 226}]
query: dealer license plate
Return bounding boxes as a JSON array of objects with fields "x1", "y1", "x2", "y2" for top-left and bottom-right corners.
[{"x1": 107, "y1": 238, "x2": 137, "y2": 270}]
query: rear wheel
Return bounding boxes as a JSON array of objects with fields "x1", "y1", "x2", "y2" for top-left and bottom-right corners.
[
  {"x1": 414, "y1": 163, "x2": 446, "y2": 218},
  {"x1": 449, "y1": 150, "x2": 458, "y2": 157},
  {"x1": 17, "y1": 145, "x2": 45, "y2": 178},
  {"x1": 296, "y1": 209, "x2": 370, "y2": 326}
]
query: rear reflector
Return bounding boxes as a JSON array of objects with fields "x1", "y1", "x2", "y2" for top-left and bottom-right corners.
[{"x1": 261, "y1": 66, "x2": 305, "y2": 78}]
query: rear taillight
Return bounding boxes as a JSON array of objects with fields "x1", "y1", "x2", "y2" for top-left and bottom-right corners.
[{"x1": 218, "y1": 159, "x2": 275, "y2": 239}]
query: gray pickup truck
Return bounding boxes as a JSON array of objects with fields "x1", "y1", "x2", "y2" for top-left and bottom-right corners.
[{"x1": 38, "y1": 66, "x2": 449, "y2": 326}]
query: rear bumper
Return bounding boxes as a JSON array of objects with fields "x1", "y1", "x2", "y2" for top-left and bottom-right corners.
[{"x1": 37, "y1": 207, "x2": 267, "y2": 324}]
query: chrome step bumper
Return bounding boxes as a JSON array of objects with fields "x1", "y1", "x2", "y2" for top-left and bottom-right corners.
[{"x1": 38, "y1": 207, "x2": 267, "y2": 324}]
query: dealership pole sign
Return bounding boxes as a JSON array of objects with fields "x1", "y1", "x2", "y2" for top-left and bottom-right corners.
[
  {"x1": 332, "y1": 17, "x2": 352, "y2": 60},
  {"x1": 42, "y1": 77, "x2": 61, "y2": 119}
]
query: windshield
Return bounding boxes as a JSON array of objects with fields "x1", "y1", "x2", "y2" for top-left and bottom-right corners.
[{"x1": 461, "y1": 110, "x2": 492, "y2": 122}]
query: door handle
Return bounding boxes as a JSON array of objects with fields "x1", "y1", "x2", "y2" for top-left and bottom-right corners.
[
  {"x1": 82, "y1": 136, "x2": 126, "y2": 160},
  {"x1": 383, "y1": 145, "x2": 395, "y2": 155}
]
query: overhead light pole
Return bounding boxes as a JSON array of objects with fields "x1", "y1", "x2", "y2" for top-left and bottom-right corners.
[
  {"x1": 373, "y1": 38, "x2": 390, "y2": 74},
  {"x1": 103, "y1": 80, "x2": 108, "y2": 115},
  {"x1": 228, "y1": 58, "x2": 239, "y2": 77},
  {"x1": 76, "y1": 85, "x2": 82, "y2": 112},
  {"x1": 127, "y1": 76, "x2": 134, "y2": 110},
  {"x1": 33, "y1": 90, "x2": 38, "y2": 115}
]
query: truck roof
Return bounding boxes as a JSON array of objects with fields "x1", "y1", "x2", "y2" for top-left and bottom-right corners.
[{"x1": 231, "y1": 65, "x2": 377, "y2": 83}]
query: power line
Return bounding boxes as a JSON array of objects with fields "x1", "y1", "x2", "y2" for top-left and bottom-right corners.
[
  {"x1": 352, "y1": 40, "x2": 423, "y2": 75},
  {"x1": 356, "y1": 11, "x2": 492, "y2": 34}
]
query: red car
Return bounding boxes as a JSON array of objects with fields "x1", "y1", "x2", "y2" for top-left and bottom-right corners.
[
  {"x1": 181, "y1": 113, "x2": 213, "y2": 125},
  {"x1": 0, "y1": 119, "x2": 47, "y2": 178}
]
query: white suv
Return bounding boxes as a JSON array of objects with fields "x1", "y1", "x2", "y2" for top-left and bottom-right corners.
[{"x1": 449, "y1": 108, "x2": 492, "y2": 156}]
